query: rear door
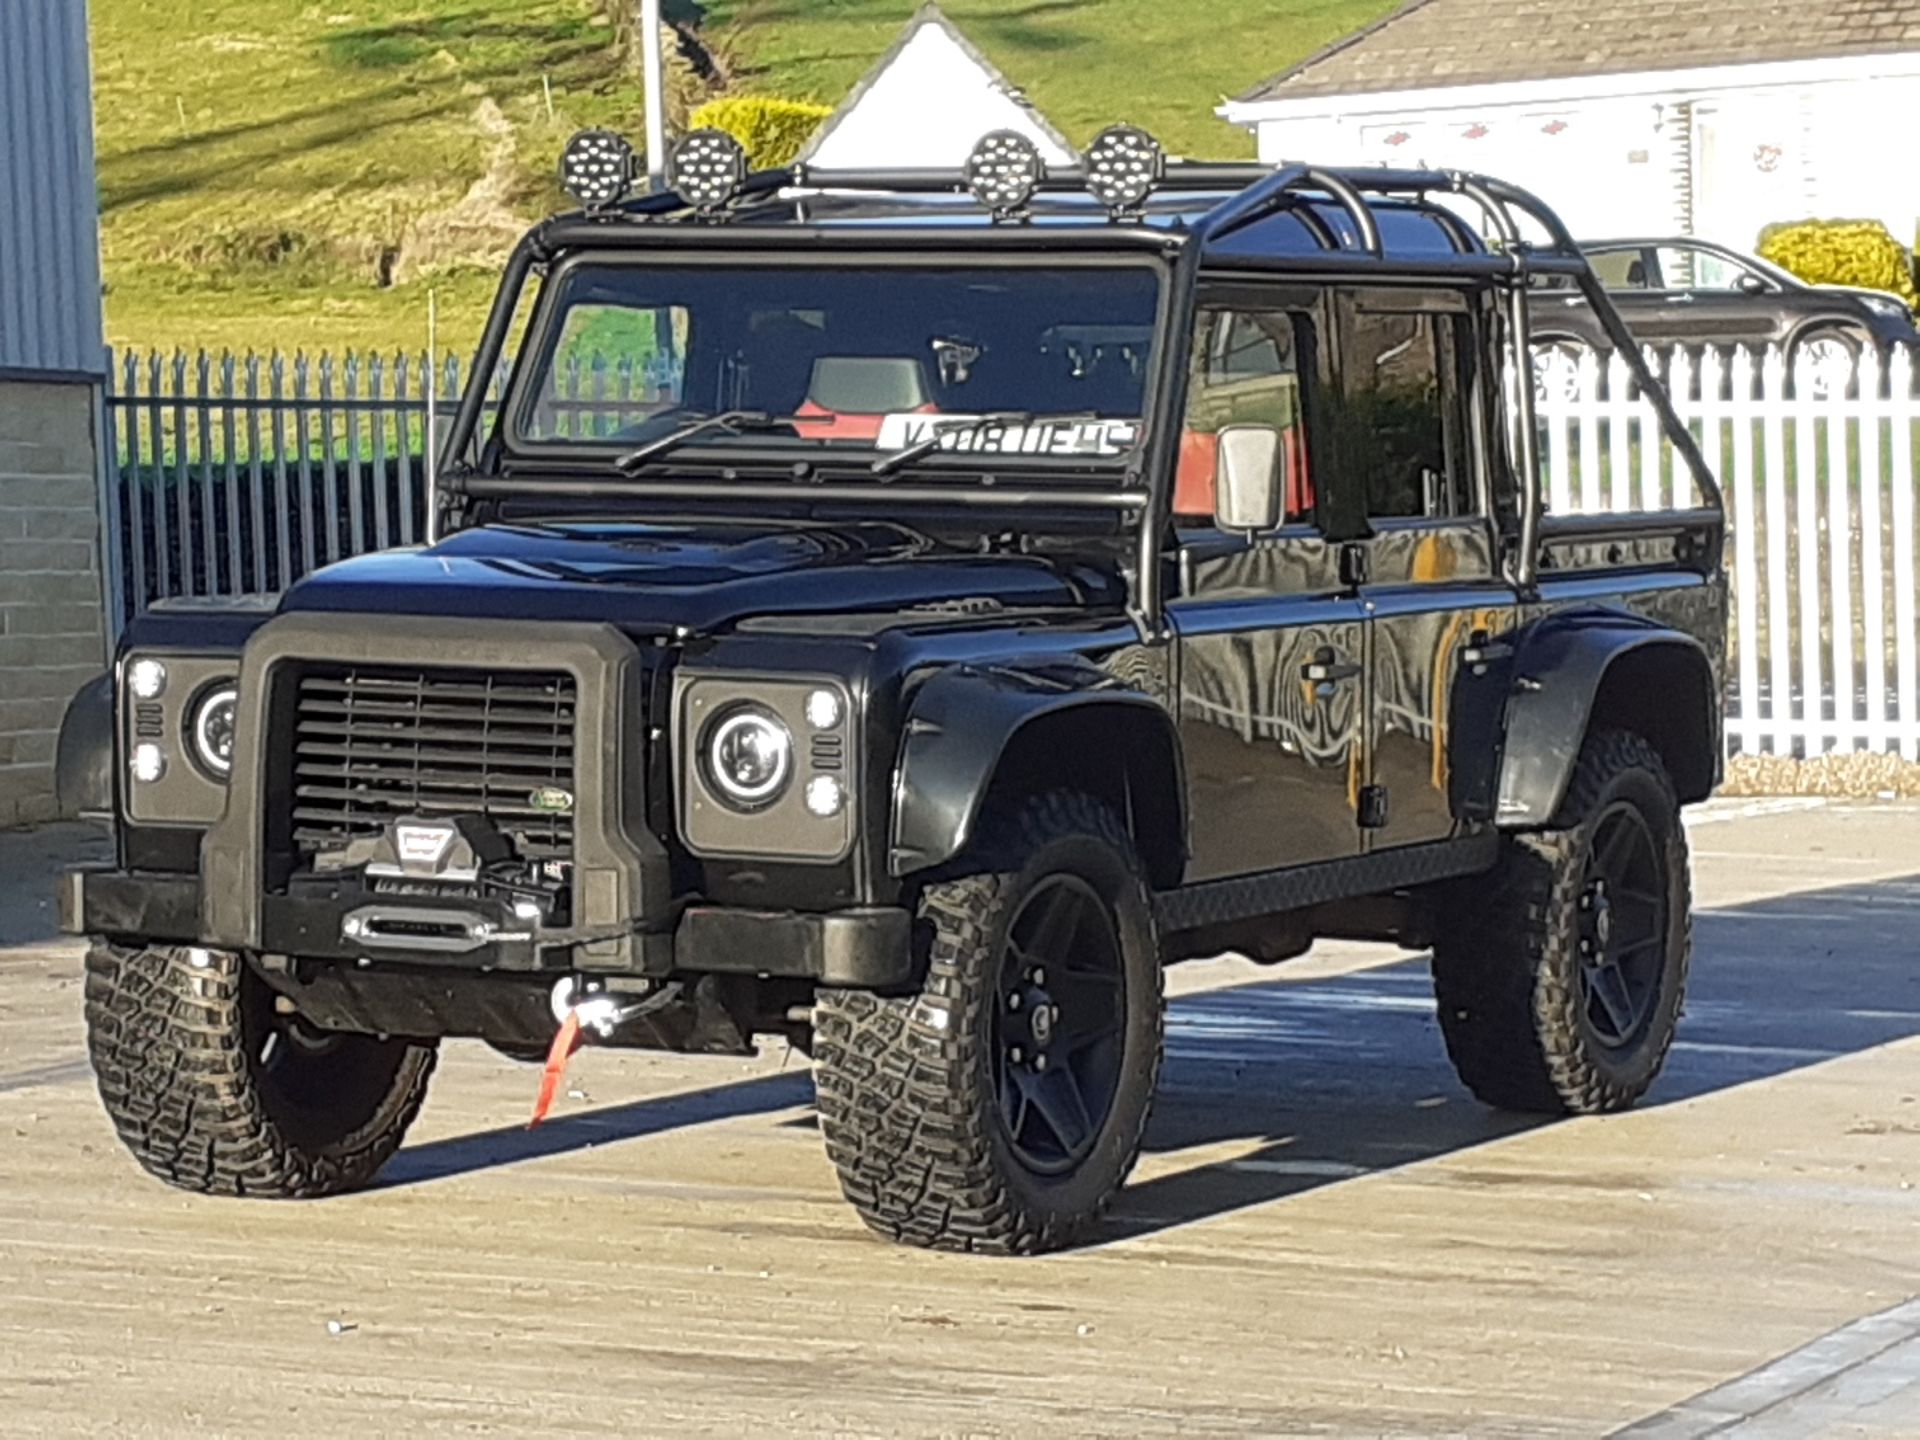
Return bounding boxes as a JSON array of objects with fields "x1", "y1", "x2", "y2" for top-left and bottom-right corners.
[{"x1": 1325, "y1": 287, "x2": 1520, "y2": 850}]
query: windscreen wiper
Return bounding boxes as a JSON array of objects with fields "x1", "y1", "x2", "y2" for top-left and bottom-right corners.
[
  {"x1": 869, "y1": 412, "x2": 1033, "y2": 478},
  {"x1": 614, "y1": 410, "x2": 786, "y2": 472}
]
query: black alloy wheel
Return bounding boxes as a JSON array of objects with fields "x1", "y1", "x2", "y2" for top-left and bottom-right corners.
[
  {"x1": 993, "y1": 874, "x2": 1128, "y2": 1174},
  {"x1": 813, "y1": 790, "x2": 1164, "y2": 1253},
  {"x1": 1574, "y1": 803, "x2": 1669, "y2": 1051}
]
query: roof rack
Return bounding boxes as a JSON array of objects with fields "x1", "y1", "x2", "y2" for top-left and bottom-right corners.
[{"x1": 445, "y1": 132, "x2": 1720, "y2": 626}]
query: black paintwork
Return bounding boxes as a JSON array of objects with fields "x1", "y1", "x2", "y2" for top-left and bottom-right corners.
[
  {"x1": 280, "y1": 520, "x2": 1127, "y2": 633},
  {"x1": 55, "y1": 673, "x2": 113, "y2": 819},
  {"x1": 1531, "y1": 237, "x2": 1920, "y2": 356},
  {"x1": 58, "y1": 159, "x2": 1729, "y2": 1047}
]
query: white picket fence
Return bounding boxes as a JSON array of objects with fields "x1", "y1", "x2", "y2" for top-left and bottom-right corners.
[
  {"x1": 1534, "y1": 343, "x2": 1920, "y2": 760},
  {"x1": 104, "y1": 342, "x2": 1920, "y2": 762}
]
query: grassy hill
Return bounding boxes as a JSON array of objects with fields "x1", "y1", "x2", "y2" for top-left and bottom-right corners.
[{"x1": 93, "y1": 0, "x2": 1391, "y2": 357}]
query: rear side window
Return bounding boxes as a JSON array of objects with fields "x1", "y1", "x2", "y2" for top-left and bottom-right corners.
[
  {"x1": 1330, "y1": 296, "x2": 1473, "y2": 521},
  {"x1": 1588, "y1": 249, "x2": 1650, "y2": 289}
]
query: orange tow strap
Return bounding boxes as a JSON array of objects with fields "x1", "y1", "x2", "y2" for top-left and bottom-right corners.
[{"x1": 528, "y1": 1010, "x2": 584, "y2": 1129}]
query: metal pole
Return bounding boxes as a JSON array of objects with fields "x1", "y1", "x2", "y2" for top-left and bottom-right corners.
[
  {"x1": 426, "y1": 288, "x2": 439, "y2": 544},
  {"x1": 641, "y1": 0, "x2": 667, "y2": 190}
]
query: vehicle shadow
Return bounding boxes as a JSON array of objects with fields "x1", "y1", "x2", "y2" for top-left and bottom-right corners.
[
  {"x1": 380, "y1": 1068, "x2": 816, "y2": 1188},
  {"x1": 1108, "y1": 871, "x2": 1920, "y2": 1240},
  {"x1": 381, "y1": 872, "x2": 1920, "y2": 1233}
]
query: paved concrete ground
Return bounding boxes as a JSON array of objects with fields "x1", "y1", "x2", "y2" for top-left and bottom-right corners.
[{"x1": 2, "y1": 801, "x2": 1918, "y2": 1437}]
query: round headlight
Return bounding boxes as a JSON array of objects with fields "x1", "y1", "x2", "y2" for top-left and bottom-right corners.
[
  {"x1": 559, "y1": 128, "x2": 635, "y2": 211},
  {"x1": 966, "y1": 129, "x2": 1044, "y2": 216},
  {"x1": 1084, "y1": 124, "x2": 1163, "y2": 214},
  {"x1": 704, "y1": 706, "x2": 792, "y2": 809},
  {"x1": 190, "y1": 684, "x2": 238, "y2": 778}
]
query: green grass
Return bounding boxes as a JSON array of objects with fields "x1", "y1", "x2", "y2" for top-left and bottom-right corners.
[
  {"x1": 93, "y1": 0, "x2": 647, "y2": 355},
  {"x1": 702, "y1": 0, "x2": 1390, "y2": 158},
  {"x1": 93, "y1": 0, "x2": 1393, "y2": 356}
]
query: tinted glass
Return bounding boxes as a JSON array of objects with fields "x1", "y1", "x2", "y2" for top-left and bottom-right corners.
[
  {"x1": 1332, "y1": 301, "x2": 1471, "y2": 520},
  {"x1": 516, "y1": 263, "x2": 1162, "y2": 458},
  {"x1": 1174, "y1": 308, "x2": 1314, "y2": 525}
]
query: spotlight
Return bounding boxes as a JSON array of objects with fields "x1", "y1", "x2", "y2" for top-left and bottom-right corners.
[
  {"x1": 559, "y1": 129, "x2": 636, "y2": 211},
  {"x1": 669, "y1": 128, "x2": 749, "y2": 214},
  {"x1": 965, "y1": 130, "x2": 1044, "y2": 217},
  {"x1": 1084, "y1": 124, "x2": 1163, "y2": 215}
]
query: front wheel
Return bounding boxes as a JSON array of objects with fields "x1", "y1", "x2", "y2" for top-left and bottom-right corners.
[
  {"x1": 1790, "y1": 328, "x2": 1862, "y2": 399},
  {"x1": 1431, "y1": 729, "x2": 1691, "y2": 1114},
  {"x1": 85, "y1": 943, "x2": 436, "y2": 1196},
  {"x1": 813, "y1": 791, "x2": 1163, "y2": 1254}
]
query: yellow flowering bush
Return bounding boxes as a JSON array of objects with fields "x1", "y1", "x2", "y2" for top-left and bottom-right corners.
[
  {"x1": 688, "y1": 97, "x2": 833, "y2": 171},
  {"x1": 1756, "y1": 219, "x2": 1919, "y2": 307}
]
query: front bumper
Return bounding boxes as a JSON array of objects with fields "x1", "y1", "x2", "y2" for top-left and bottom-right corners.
[{"x1": 58, "y1": 865, "x2": 913, "y2": 989}]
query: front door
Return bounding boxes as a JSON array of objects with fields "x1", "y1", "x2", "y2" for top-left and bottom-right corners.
[
  {"x1": 1326, "y1": 288, "x2": 1520, "y2": 850},
  {"x1": 1171, "y1": 296, "x2": 1366, "y2": 880}
]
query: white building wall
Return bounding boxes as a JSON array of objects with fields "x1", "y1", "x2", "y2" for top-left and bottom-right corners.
[{"x1": 1234, "y1": 57, "x2": 1920, "y2": 252}]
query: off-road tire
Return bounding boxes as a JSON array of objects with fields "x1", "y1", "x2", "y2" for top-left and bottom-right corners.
[
  {"x1": 813, "y1": 791, "x2": 1163, "y2": 1254},
  {"x1": 1432, "y1": 729, "x2": 1691, "y2": 1114},
  {"x1": 85, "y1": 942, "x2": 437, "y2": 1196}
]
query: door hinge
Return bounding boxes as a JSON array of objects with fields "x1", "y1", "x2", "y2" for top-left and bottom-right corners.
[
  {"x1": 1359, "y1": 784, "x2": 1390, "y2": 829},
  {"x1": 1339, "y1": 541, "x2": 1370, "y2": 588}
]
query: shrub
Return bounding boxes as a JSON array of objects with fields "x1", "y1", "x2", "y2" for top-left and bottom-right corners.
[
  {"x1": 1756, "y1": 219, "x2": 1919, "y2": 308},
  {"x1": 688, "y1": 95, "x2": 833, "y2": 170}
]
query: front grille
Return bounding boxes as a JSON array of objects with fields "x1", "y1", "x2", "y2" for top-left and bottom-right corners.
[{"x1": 290, "y1": 664, "x2": 577, "y2": 862}]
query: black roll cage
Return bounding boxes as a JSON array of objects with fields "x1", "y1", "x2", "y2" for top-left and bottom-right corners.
[{"x1": 439, "y1": 160, "x2": 1723, "y2": 633}]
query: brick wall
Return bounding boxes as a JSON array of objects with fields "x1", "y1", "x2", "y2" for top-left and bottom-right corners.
[{"x1": 0, "y1": 378, "x2": 107, "y2": 828}]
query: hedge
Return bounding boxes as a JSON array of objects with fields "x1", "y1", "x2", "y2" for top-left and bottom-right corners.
[
  {"x1": 1756, "y1": 219, "x2": 1919, "y2": 308},
  {"x1": 688, "y1": 96, "x2": 833, "y2": 170}
]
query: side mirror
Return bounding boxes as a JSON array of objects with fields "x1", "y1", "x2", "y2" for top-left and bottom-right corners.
[
  {"x1": 1737, "y1": 273, "x2": 1769, "y2": 296},
  {"x1": 1212, "y1": 425, "x2": 1282, "y2": 532}
]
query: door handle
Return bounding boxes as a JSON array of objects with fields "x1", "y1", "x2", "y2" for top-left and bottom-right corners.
[
  {"x1": 1301, "y1": 657, "x2": 1362, "y2": 684},
  {"x1": 1461, "y1": 641, "x2": 1513, "y2": 666}
]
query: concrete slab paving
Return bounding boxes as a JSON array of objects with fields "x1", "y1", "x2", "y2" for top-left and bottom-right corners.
[{"x1": 1, "y1": 803, "x2": 1918, "y2": 1436}]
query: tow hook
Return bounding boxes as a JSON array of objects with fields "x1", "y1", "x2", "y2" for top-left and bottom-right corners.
[{"x1": 527, "y1": 975, "x2": 663, "y2": 1127}]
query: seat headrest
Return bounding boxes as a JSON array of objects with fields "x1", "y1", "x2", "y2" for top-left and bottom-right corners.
[{"x1": 807, "y1": 357, "x2": 929, "y2": 413}]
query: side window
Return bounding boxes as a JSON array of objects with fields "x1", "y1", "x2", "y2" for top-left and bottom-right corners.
[
  {"x1": 1588, "y1": 249, "x2": 1652, "y2": 289},
  {"x1": 1175, "y1": 307, "x2": 1314, "y2": 526},
  {"x1": 1654, "y1": 245, "x2": 1755, "y2": 291},
  {"x1": 1332, "y1": 297, "x2": 1472, "y2": 521}
]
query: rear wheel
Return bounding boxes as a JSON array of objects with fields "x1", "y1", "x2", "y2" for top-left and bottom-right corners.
[
  {"x1": 812, "y1": 791, "x2": 1163, "y2": 1253},
  {"x1": 1531, "y1": 340, "x2": 1589, "y2": 405},
  {"x1": 85, "y1": 943, "x2": 436, "y2": 1196},
  {"x1": 1431, "y1": 729, "x2": 1690, "y2": 1114}
]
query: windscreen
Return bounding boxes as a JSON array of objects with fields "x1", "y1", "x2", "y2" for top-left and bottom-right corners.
[{"x1": 513, "y1": 262, "x2": 1162, "y2": 462}]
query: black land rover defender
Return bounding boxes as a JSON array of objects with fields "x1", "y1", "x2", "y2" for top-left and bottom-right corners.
[{"x1": 57, "y1": 127, "x2": 1726, "y2": 1253}]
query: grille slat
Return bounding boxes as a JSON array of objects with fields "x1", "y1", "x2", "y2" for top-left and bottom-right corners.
[
  {"x1": 296, "y1": 698, "x2": 576, "y2": 728},
  {"x1": 288, "y1": 664, "x2": 576, "y2": 864}
]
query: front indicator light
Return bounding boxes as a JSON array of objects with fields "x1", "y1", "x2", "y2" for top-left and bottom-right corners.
[
  {"x1": 804, "y1": 775, "x2": 845, "y2": 818},
  {"x1": 129, "y1": 658, "x2": 168, "y2": 700},
  {"x1": 131, "y1": 743, "x2": 166, "y2": 784},
  {"x1": 805, "y1": 688, "x2": 842, "y2": 730}
]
